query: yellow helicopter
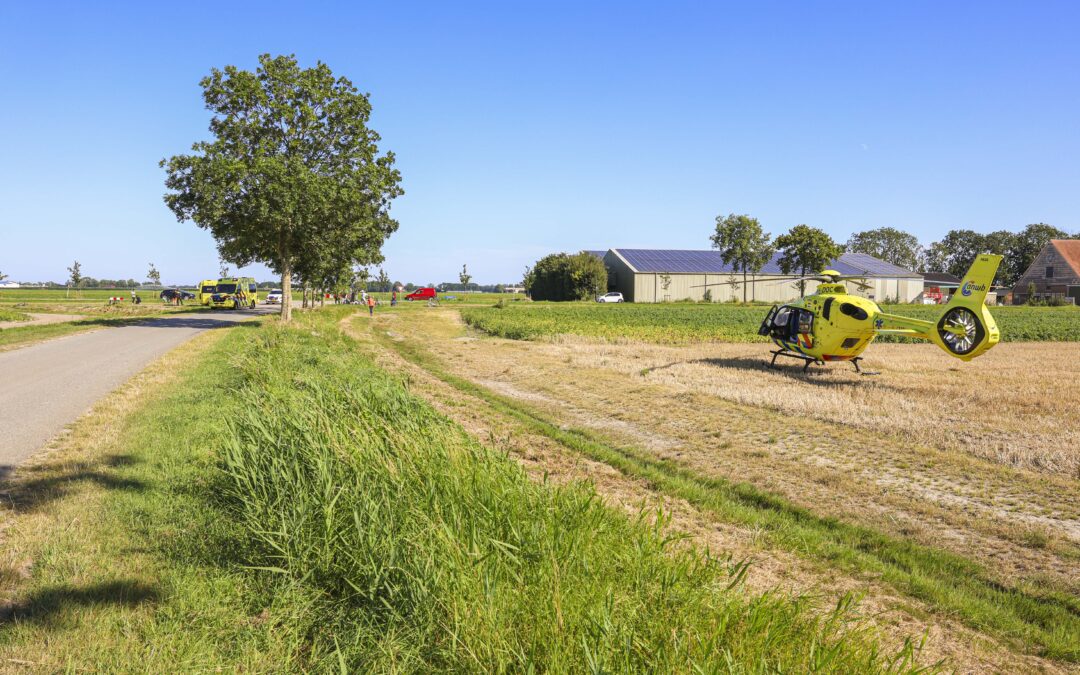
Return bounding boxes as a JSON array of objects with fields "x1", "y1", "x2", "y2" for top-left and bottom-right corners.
[{"x1": 704, "y1": 254, "x2": 1002, "y2": 372}]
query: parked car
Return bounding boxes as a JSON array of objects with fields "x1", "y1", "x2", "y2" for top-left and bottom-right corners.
[
  {"x1": 265, "y1": 289, "x2": 283, "y2": 305},
  {"x1": 160, "y1": 289, "x2": 195, "y2": 302},
  {"x1": 405, "y1": 287, "x2": 437, "y2": 301},
  {"x1": 596, "y1": 292, "x2": 624, "y2": 303}
]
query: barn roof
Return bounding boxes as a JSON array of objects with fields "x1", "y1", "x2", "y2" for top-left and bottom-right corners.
[
  {"x1": 1051, "y1": 239, "x2": 1080, "y2": 277},
  {"x1": 609, "y1": 249, "x2": 920, "y2": 278},
  {"x1": 923, "y1": 272, "x2": 961, "y2": 286}
]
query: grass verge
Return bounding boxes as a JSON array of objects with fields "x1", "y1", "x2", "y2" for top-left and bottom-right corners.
[
  {"x1": 0, "y1": 308, "x2": 31, "y2": 322},
  {"x1": 369, "y1": 318, "x2": 1080, "y2": 663},
  {"x1": 0, "y1": 308, "x2": 925, "y2": 672}
]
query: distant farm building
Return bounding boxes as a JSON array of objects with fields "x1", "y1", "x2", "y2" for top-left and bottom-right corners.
[
  {"x1": 1011, "y1": 239, "x2": 1080, "y2": 304},
  {"x1": 0, "y1": 281, "x2": 20, "y2": 289},
  {"x1": 919, "y1": 273, "x2": 961, "y2": 304},
  {"x1": 599, "y1": 249, "x2": 923, "y2": 303}
]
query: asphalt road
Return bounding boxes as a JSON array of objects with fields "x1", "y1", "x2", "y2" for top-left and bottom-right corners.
[{"x1": 0, "y1": 308, "x2": 273, "y2": 477}]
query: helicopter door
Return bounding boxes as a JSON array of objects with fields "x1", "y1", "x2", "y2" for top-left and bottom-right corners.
[
  {"x1": 767, "y1": 306, "x2": 814, "y2": 346},
  {"x1": 768, "y1": 306, "x2": 793, "y2": 340}
]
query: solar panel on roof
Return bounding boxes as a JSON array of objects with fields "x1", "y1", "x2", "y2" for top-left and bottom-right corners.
[{"x1": 613, "y1": 249, "x2": 918, "y2": 277}]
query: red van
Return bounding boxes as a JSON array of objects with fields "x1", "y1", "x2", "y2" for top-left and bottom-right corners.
[{"x1": 405, "y1": 287, "x2": 437, "y2": 301}]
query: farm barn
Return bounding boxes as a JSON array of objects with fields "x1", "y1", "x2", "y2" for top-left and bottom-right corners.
[
  {"x1": 1010, "y1": 239, "x2": 1080, "y2": 304},
  {"x1": 600, "y1": 249, "x2": 923, "y2": 303}
]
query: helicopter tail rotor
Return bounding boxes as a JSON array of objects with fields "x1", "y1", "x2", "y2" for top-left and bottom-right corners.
[{"x1": 930, "y1": 254, "x2": 1002, "y2": 361}]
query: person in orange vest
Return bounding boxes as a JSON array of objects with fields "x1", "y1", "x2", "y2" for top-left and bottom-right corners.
[{"x1": 366, "y1": 293, "x2": 376, "y2": 317}]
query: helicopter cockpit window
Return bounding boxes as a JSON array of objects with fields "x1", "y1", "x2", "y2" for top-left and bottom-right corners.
[
  {"x1": 796, "y1": 310, "x2": 813, "y2": 334},
  {"x1": 772, "y1": 306, "x2": 792, "y2": 328}
]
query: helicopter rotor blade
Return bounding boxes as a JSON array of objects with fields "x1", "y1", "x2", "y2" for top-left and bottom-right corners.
[{"x1": 688, "y1": 276, "x2": 805, "y2": 289}]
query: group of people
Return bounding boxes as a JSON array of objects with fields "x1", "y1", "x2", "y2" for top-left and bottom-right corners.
[{"x1": 329, "y1": 290, "x2": 399, "y2": 316}]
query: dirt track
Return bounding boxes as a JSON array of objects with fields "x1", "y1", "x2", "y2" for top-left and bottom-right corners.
[{"x1": 0, "y1": 313, "x2": 86, "y2": 330}]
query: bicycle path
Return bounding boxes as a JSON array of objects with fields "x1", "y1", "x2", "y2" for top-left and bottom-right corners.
[{"x1": 0, "y1": 309, "x2": 271, "y2": 476}]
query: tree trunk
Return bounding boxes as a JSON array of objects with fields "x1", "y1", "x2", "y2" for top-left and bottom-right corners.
[
  {"x1": 742, "y1": 268, "x2": 748, "y2": 304},
  {"x1": 280, "y1": 261, "x2": 292, "y2": 322}
]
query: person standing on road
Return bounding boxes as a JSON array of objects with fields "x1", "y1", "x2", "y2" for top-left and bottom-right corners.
[{"x1": 366, "y1": 293, "x2": 375, "y2": 317}]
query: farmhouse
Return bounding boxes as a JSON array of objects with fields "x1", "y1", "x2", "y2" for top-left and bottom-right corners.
[
  {"x1": 1010, "y1": 239, "x2": 1080, "y2": 304},
  {"x1": 600, "y1": 249, "x2": 922, "y2": 303}
]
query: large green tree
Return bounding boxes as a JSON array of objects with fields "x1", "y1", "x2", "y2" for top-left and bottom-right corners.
[
  {"x1": 525, "y1": 252, "x2": 607, "y2": 301},
  {"x1": 920, "y1": 229, "x2": 985, "y2": 279},
  {"x1": 710, "y1": 213, "x2": 774, "y2": 303},
  {"x1": 161, "y1": 54, "x2": 403, "y2": 321},
  {"x1": 774, "y1": 225, "x2": 844, "y2": 296},
  {"x1": 980, "y1": 230, "x2": 1020, "y2": 286},
  {"x1": 845, "y1": 227, "x2": 921, "y2": 271}
]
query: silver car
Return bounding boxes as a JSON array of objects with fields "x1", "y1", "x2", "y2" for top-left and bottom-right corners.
[{"x1": 596, "y1": 292, "x2": 624, "y2": 303}]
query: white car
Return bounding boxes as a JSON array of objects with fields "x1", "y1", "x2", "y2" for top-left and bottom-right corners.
[
  {"x1": 265, "y1": 289, "x2": 283, "y2": 304},
  {"x1": 596, "y1": 292, "x2": 624, "y2": 303}
]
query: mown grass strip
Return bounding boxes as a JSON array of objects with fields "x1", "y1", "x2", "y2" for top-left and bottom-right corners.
[{"x1": 373, "y1": 321, "x2": 1080, "y2": 663}]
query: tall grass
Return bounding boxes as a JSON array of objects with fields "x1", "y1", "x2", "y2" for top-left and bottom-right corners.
[
  {"x1": 215, "y1": 312, "x2": 925, "y2": 672},
  {"x1": 376, "y1": 320, "x2": 1080, "y2": 664}
]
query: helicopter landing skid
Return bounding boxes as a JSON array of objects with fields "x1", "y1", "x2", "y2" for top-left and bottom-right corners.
[{"x1": 769, "y1": 349, "x2": 863, "y2": 373}]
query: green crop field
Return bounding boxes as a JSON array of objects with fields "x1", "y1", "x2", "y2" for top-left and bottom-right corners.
[{"x1": 461, "y1": 302, "x2": 1080, "y2": 343}]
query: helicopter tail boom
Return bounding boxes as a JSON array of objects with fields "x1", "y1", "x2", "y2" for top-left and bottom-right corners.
[{"x1": 872, "y1": 254, "x2": 1002, "y2": 361}]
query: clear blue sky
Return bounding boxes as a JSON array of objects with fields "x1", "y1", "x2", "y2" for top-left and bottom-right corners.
[{"x1": 1, "y1": 1, "x2": 1078, "y2": 285}]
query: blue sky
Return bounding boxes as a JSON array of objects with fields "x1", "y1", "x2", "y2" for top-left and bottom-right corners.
[{"x1": 1, "y1": 1, "x2": 1078, "y2": 285}]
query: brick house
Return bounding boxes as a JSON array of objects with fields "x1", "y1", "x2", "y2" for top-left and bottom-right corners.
[{"x1": 1011, "y1": 239, "x2": 1080, "y2": 304}]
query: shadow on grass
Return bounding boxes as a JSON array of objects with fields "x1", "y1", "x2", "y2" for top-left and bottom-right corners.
[
  {"x1": 677, "y1": 355, "x2": 897, "y2": 388},
  {"x1": 0, "y1": 454, "x2": 147, "y2": 513},
  {"x1": 0, "y1": 580, "x2": 160, "y2": 626}
]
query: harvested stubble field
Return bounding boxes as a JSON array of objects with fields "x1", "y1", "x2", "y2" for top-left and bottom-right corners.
[
  {"x1": 461, "y1": 302, "x2": 1080, "y2": 343},
  {"x1": 359, "y1": 303, "x2": 1080, "y2": 671}
]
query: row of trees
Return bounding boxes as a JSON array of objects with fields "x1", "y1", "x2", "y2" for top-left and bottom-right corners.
[
  {"x1": 55, "y1": 261, "x2": 164, "y2": 289},
  {"x1": 846, "y1": 223, "x2": 1074, "y2": 286},
  {"x1": 524, "y1": 252, "x2": 607, "y2": 301},
  {"x1": 711, "y1": 215, "x2": 845, "y2": 301},
  {"x1": 162, "y1": 54, "x2": 402, "y2": 321},
  {"x1": 712, "y1": 215, "x2": 1077, "y2": 299}
]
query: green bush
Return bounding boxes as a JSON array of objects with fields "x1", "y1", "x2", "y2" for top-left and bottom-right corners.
[{"x1": 525, "y1": 252, "x2": 607, "y2": 301}]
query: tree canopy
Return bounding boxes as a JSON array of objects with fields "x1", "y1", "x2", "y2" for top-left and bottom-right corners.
[
  {"x1": 525, "y1": 252, "x2": 607, "y2": 301},
  {"x1": 161, "y1": 54, "x2": 403, "y2": 321},
  {"x1": 845, "y1": 227, "x2": 922, "y2": 271},
  {"x1": 67, "y1": 261, "x2": 83, "y2": 288},
  {"x1": 774, "y1": 225, "x2": 843, "y2": 296},
  {"x1": 710, "y1": 213, "x2": 774, "y2": 303},
  {"x1": 919, "y1": 224, "x2": 1073, "y2": 286}
]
